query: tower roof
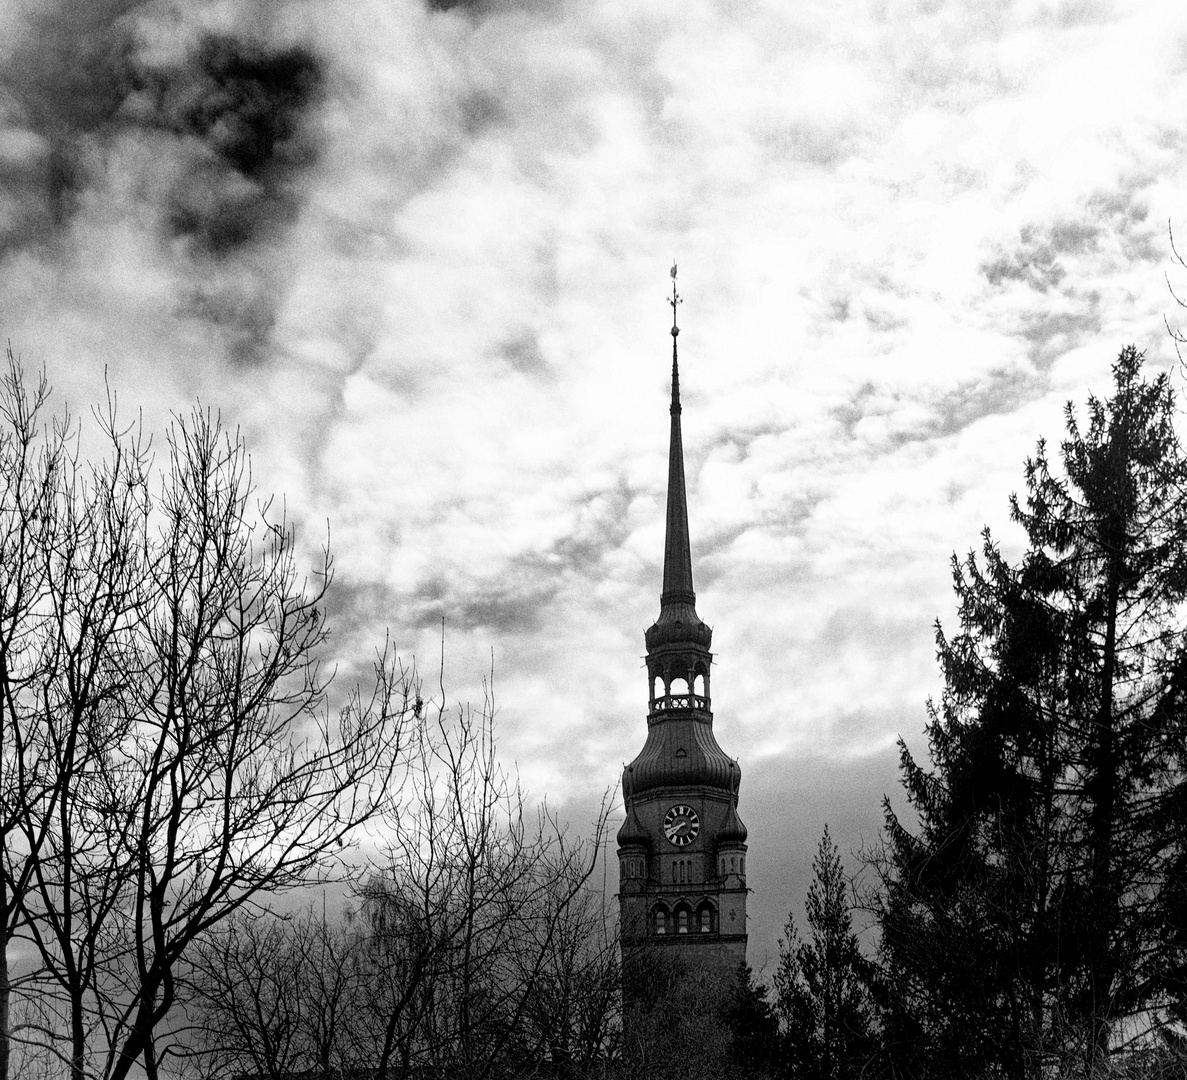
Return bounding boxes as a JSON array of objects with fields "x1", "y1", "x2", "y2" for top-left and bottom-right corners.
[
  {"x1": 718, "y1": 762, "x2": 748, "y2": 845},
  {"x1": 616, "y1": 766, "x2": 650, "y2": 847},
  {"x1": 646, "y1": 266, "x2": 711, "y2": 654},
  {"x1": 622, "y1": 716, "x2": 737, "y2": 797}
]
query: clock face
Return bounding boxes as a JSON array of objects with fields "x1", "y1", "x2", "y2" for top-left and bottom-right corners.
[{"x1": 664, "y1": 804, "x2": 700, "y2": 846}]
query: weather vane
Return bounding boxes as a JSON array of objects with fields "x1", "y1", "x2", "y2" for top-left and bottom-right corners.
[{"x1": 669, "y1": 262, "x2": 681, "y2": 338}]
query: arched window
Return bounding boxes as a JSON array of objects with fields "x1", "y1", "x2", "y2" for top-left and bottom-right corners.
[
  {"x1": 731, "y1": 856, "x2": 737, "y2": 873},
  {"x1": 740, "y1": 857, "x2": 745, "y2": 875},
  {"x1": 671, "y1": 861, "x2": 678, "y2": 883},
  {"x1": 676, "y1": 909, "x2": 689, "y2": 934},
  {"x1": 653, "y1": 675, "x2": 664, "y2": 700},
  {"x1": 670, "y1": 677, "x2": 689, "y2": 696},
  {"x1": 679, "y1": 861, "x2": 686, "y2": 884},
  {"x1": 700, "y1": 907, "x2": 712, "y2": 933},
  {"x1": 655, "y1": 909, "x2": 667, "y2": 935},
  {"x1": 692, "y1": 673, "x2": 706, "y2": 696}
]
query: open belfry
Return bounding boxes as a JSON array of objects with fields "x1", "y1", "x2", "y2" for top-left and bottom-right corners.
[{"x1": 617, "y1": 268, "x2": 748, "y2": 1024}]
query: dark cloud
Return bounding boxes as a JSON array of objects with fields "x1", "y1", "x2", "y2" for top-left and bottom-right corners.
[
  {"x1": 328, "y1": 478, "x2": 640, "y2": 640},
  {"x1": 322, "y1": 573, "x2": 398, "y2": 637},
  {"x1": 826, "y1": 297, "x2": 851, "y2": 322},
  {"x1": 0, "y1": 0, "x2": 141, "y2": 253},
  {"x1": 500, "y1": 331, "x2": 551, "y2": 377},
  {"x1": 761, "y1": 123, "x2": 853, "y2": 169},
  {"x1": 393, "y1": 571, "x2": 555, "y2": 635},
  {"x1": 138, "y1": 34, "x2": 324, "y2": 255},
  {"x1": 864, "y1": 306, "x2": 908, "y2": 333},
  {"x1": 832, "y1": 367, "x2": 1039, "y2": 447},
  {"x1": 1017, "y1": 302, "x2": 1103, "y2": 369},
  {"x1": 0, "y1": 6, "x2": 323, "y2": 262},
  {"x1": 832, "y1": 381, "x2": 878, "y2": 439},
  {"x1": 538, "y1": 477, "x2": 638, "y2": 576},
  {"x1": 427, "y1": 0, "x2": 555, "y2": 14},
  {"x1": 980, "y1": 181, "x2": 1157, "y2": 292},
  {"x1": 184, "y1": 280, "x2": 280, "y2": 366},
  {"x1": 3, "y1": 1, "x2": 140, "y2": 137},
  {"x1": 926, "y1": 367, "x2": 1038, "y2": 437},
  {"x1": 976, "y1": 183, "x2": 1156, "y2": 368},
  {"x1": 460, "y1": 91, "x2": 506, "y2": 137}
]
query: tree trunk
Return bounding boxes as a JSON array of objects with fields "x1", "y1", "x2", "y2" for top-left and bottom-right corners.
[{"x1": 0, "y1": 928, "x2": 9, "y2": 1080}]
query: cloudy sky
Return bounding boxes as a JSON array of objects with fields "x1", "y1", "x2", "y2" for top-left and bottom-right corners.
[{"x1": 3, "y1": 0, "x2": 1187, "y2": 969}]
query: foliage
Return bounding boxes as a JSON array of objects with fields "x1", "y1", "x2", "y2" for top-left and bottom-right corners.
[
  {"x1": 620, "y1": 949, "x2": 734, "y2": 1080},
  {"x1": 723, "y1": 964, "x2": 779, "y2": 1079},
  {"x1": 871, "y1": 346, "x2": 1187, "y2": 1078},
  {"x1": 775, "y1": 827, "x2": 876, "y2": 1080}
]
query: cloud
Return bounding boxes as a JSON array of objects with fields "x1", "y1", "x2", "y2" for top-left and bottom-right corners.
[
  {"x1": 829, "y1": 367, "x2": 1040, "y2": 451},
  {"x1": 499, "y1": 330, "x2": 551, "y2": 377},
  {"x1": 142, "y1": 33, "x2": 324, "y2": 256},
  {"x1": 981, "y1": 183, "x2": 1157, "y2": 294},
  {"x1": 6, "y1": 0, "x2": 1187, "y2": 968},
  {"x1": 0, "y1": 0, "x2": 141, "y2": 254},
  {"x1": 977, "y1": 180, "x2": 1161, "y2": 368},
  {"x1": 0, "y1": 1, "x2": 332, "y2": 372}
]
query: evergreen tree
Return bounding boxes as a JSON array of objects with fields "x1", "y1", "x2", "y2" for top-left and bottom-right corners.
[
  {"x1": 724, "y1": 965, "x2": 780, "y2": 1079},
  {"x1": 775, "y1": 826, "x2": 876, "y2": 1080},
  {"x1": 872, "y1": 346, "x2": 1187, "y2": 1078}
]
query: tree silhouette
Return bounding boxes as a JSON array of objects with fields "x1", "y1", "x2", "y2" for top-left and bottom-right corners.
[
  {"x1": 872, "y1": 346, "x2": 1187, "y2": 1077},
  {"x1": 0, "y1": 354, "x2": 412, "y2": 1080},
  {"x1": 775, "y1": 826, "x2": 875, "y2": 1080}
]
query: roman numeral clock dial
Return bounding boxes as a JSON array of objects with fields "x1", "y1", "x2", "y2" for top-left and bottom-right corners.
[{"x1": 664, "y1": 804, "x2": 699, "y2": 846}]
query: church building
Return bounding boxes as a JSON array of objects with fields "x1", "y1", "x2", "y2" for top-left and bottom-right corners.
[{"x1": 617, "y1": 270, "x2": 749, "y2": 1006}]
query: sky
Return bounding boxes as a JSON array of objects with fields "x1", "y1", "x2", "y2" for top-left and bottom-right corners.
[{"x1": 3, "y1": 0, "x2": 1187, "y2": 972}]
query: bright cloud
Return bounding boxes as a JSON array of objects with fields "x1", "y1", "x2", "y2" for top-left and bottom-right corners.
[{"x1": 3, "y1": 0, "x2": 1187, "y2": 959}]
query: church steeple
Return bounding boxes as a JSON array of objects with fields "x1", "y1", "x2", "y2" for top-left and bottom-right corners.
[
  {"x1": 645, "y1": 266, "x2": 712, "y2": 706},
  {"x1": 616, "y1": 270, "x2": 748, "y2": 1036},
  {"x1": 662, "y1": 265, "x2": 695, "y2": 606}
]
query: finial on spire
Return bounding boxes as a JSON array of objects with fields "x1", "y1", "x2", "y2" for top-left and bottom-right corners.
[
  {"x1": 668, "y1": 263, "x2": 682, "y2": 417},
  {"x1": 669, "y1": 263, "x2": 681, "y2": 338}
]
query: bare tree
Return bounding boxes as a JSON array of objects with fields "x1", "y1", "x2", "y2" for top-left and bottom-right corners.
[
  {"x1": 353, "y1": 686, "x2": 610, "y2": 1080},
  {"x1": 0, "y1": 350, "x2": 152, "y2": 1080},
  {"x1": 183, "y1": 680, "x2": 613, "y2": 1080},
  {"x1": 101, "y1": 409, "x2": 410, "y2": 1080},
  {"x1": 0, "y1": 348, "x2": 59, "y2": 1080},
  {"x1": 185, "y1": 905, "x2": 356, "y2": 1080},
  {"x1": 516, "y1": 883, "x2": 620, "y2": 1079},
  {"x1": 0, "y1": 359, "x2": 414, "y2": 1080}
]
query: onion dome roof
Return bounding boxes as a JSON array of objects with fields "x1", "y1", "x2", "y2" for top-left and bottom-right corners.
[
  {"x1": 627, "y1": 718, "x2": 737, "y2": 797},
  {"x1": 719, "y1": 801, "x2": 748, "y2": 845},
  {"x1": 616, "y1": 801, "x2": 649, "y2": 848},
  {"x1": 719, "y1": 761, "x2": 747, "y2": 844},
  {"x1": 617, "y1": 767, "x2": 650, "y2": 848},
  {"x1": 645, "y1": 598, "x2": 712, "y2": 652}
]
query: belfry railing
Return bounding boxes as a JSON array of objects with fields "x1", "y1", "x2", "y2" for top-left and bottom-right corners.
[{"x1": 651, "y1": 693, "x2": 709, "y2": 713}]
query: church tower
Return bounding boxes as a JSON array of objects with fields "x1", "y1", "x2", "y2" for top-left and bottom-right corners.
[{"x1": 617, "y1": 268, "x2": 748, "y2": 995}]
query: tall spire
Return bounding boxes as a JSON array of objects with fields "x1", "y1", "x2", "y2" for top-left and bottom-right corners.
[
  {"x1": 662, "y1": 264, "x2": 695, "y2": 605},
  {"x1": 645, "y1": 264, "x2": 710, "y2": 662}
]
